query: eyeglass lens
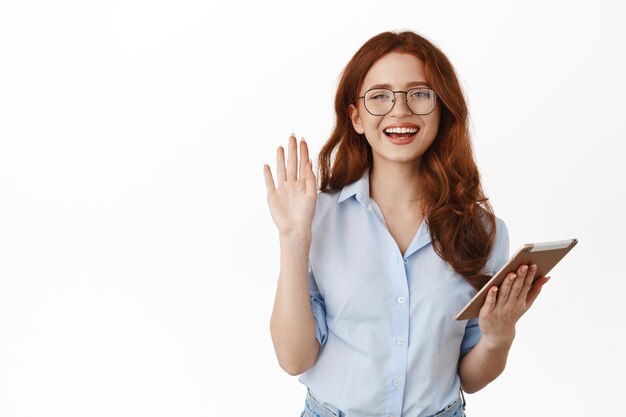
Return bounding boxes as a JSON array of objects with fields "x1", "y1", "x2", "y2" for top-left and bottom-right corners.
[{"x1": 364, "y1": 88, "x2": 436, "y2": 116}]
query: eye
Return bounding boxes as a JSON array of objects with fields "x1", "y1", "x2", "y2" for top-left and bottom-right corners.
[
  {"x1": 409, "y1": 89, "x2": 431, "y2": 99},
  {"x1": 367, "y1": 89, "x2": 393, "y2": 101}
]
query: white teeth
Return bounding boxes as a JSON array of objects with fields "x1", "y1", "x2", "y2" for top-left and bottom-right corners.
[{"x1": 384, "y1": 127, "x2": 418, "y2": 134}]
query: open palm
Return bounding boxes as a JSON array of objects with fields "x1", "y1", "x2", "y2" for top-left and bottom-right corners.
[{"x1": 263, "y1": 134, "x2": 318, "y2": 237}]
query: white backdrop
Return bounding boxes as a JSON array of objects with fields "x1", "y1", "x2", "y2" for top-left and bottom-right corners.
[{"x1": 1, "y1": 0, "x2": 624, "y2": 415}]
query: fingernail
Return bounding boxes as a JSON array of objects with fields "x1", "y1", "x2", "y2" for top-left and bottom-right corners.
[
  {"x1": 521, "y1": 265, "x2": 528, "y2": 272},
  {"x1": 290, "y1": 132, "x2": 295, "y2": 137},
  {"x1": 510, "y1": 273, "x2": 517, "y2": 280},
  {"x1": 545, "y1": 276, "x2": 551, "y2": 281}
]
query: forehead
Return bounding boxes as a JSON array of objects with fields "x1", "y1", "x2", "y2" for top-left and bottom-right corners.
[{"x1": 361, "y1": 52, "x2": 428, "y2": 91}]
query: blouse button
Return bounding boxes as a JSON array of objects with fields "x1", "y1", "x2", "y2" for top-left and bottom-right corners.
[
  {"x1": 393, "y1": 379, "x2": 401, "y2": 387},
  {"x1": 396, "y1": 337, "x2": 404, "y2": 345},
  {"x1": 397, "y1": 296, "x2": 405, "y2": 304}
]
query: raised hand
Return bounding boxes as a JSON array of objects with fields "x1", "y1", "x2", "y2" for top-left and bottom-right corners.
[
  {"x1": 263, "y1": 134, "x2": 318, "y2": 238},
  {"x1": 478, "y1": 263, "x2": 551, "y2": 346}
]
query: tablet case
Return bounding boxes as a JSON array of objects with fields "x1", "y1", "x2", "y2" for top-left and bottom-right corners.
[{"x1": 455, "y1": 238, "x2": 578, "y2": 320}]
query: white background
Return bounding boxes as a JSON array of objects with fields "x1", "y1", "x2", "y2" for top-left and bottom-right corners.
[{"x1": 1, "y1": 0, "x2": 624, "y2": 415}]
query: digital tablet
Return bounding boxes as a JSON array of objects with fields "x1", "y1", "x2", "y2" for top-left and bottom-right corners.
[{"x1": 455, "y1": 238, "x2": 578, "y2": 321}]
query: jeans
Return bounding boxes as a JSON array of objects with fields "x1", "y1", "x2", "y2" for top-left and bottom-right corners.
[{"x1": 300, "y1": 388, "x2": 466, "y2": 417}]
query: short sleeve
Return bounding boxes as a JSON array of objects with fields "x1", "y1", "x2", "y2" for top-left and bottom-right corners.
[
  {"x1": 308, "y1": 260, "x2": 328, "y2": 349},
  {"x1": 491, "y1": 218, "x2": 510, "y2": 273},
  {"x1": 460, "y1": 217, "x2": 510, "y2": 357},
  {"x1": 460, "y1": 318, "x2": 481, "y2": 357}
]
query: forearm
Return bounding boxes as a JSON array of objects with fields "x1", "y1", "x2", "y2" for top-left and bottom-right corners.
[
  {"x1": 457, "y1": 333, "x2": 514, "y2": 393},
  {"x1": 459, "y1": 264, "x2": 547, "y2": 393},
  {"x1": 270, "y1": 232, "x2": 319, "y2": 375}
]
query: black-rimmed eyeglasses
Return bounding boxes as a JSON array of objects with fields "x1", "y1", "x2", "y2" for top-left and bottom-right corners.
[{"x1": 356, "y1": 87, "x2": 437, "y2": 116}]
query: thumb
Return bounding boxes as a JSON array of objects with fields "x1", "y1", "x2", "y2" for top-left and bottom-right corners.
[
  {"x1": 480, "y1": 286, "x2": 498, "y2": 316},
  {"x1": 305, "y1": 160, "x2": 317, "y2": 196}
]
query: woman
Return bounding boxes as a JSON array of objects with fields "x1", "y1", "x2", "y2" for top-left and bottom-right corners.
[{"x1": 263, "y1": 31, "x2": 548, "y2": 417}]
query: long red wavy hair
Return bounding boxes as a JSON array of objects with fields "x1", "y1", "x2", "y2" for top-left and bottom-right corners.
[{"x1": 317, "y1": 31, "x2": 496, "y2": 290}]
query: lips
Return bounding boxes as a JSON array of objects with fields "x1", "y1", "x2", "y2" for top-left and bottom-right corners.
[{"x1": 383, "y1": 123, "x2": 420, "y2": 143}]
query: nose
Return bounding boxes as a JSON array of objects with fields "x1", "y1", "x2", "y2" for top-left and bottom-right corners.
[{"x1": 389, "y1": 92, "x2": 412, "y2": 117}]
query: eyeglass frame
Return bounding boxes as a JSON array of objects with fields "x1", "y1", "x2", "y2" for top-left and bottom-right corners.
[{"x1": 356, "y1": 87, "x2": 438, "y2": 116}]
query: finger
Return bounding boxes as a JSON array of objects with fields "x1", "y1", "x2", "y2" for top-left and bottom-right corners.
[
  {"x1": 263, "y1": 164, "x2": 275, "y2": 193},
  {"x1": 276, "y1": 145, "x2": 286, "y2": 183},
  {"x1": 495, "y1": 272, "x2": 516, "y2": 308},
  {"x1": 526, "y1": 276, "x2": 550, "y2": 309},
  {"x1": 287, "y1": 134, "x2": 298, "y2": 181},
  {"x1": 509, "y1": 264, "x2": 529, "y2": 300},
  {"x1": 482, "y1": 286, "x2": 498, "y2": 315},
  {"x1": 305, "y1": 159, "x2": 317, "y2": 196},
  {"x1": 520, "y1": 264, "x2": 538, "y2": 298},
  {"x1": 299, "y1": 138, "x2": 310, "y2": 179}
]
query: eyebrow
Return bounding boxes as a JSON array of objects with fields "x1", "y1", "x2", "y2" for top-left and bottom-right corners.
[{"x1": 367, "y1": 81, "x2": 430, "y2": 89}]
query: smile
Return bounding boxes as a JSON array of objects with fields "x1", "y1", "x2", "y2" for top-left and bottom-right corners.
[
  {"x1": 383, "y1": 125, "x2": 420, "y2": 144},
  {"x1": 384, "y1": 127, "x2": 419, "y2": 135}
]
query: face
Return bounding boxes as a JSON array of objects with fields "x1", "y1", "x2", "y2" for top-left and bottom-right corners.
[{"x1": 349, "y1": 52, "x2": 441, "y2": 167}]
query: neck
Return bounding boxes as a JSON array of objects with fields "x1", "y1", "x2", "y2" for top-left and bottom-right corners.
[{"x1": 369, "y1": 158, "x2": 423, "y2": 210}]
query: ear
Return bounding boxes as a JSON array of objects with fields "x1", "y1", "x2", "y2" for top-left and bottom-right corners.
[{"x1": 348, "y1": 104, "x2": 365, "y2": 134}]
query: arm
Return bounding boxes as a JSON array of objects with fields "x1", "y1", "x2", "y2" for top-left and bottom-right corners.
[
  {"x1": 457, "y1": 329, "x2": 513, "y2": 393},
  {"x1": 458, "y1": 263, "x2": 550, "y2": 393},
  {"x1": 264, "y1": 134, "x2": 320, "y2": 375},
  {"x1": 269, "y1": 233, "x2": 320, "y2": 375}
]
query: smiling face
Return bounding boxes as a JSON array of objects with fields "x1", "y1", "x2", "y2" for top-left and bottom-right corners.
[{"x1": 349, "y1": 51, "x2": 441, "y2": 167}]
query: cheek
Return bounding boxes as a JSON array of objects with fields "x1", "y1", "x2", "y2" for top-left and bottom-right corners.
[
  {"x1": 423, "y1": 110, "x2": 441, "y2": 139},
  {"x1": 362, "y1": 126, "x2": 382, "y2": 148},
  {"x1": 363, "y1": 117, "x2": 382, "y2": 134},
  {"x1": 426, "y1": 122, "x2": 439, "y2": 140},
  {"x1": 356, "y1": 118, "x2": 379, "y2": 140}
]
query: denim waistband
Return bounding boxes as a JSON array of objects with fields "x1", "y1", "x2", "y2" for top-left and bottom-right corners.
[
  {"x1": 304, "y1": 389, "x2": 464, "y2": 417},
  {"x1": 305, "y1": 389, "x2": 342, "y2": 417},
  {"x1": 428, "y1": 397, "x2": 464, "y2": 417}
]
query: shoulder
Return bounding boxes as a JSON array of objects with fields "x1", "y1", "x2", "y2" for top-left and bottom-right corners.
[
  {"x1": 494, "y1": 216, "x2": 509, "y2": 249},
  {"x1": 476, "y1": 206, "x2": 507, "y2": 246},
  {"x1": 494, "y1": 215, "x2": 508, "y2": 241},
  {"x1": 484, "y1": 215, "x2": 509, "y2": 274}
]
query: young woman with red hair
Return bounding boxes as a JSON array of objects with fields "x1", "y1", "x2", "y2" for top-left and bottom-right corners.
[{"x1": 264, "y1": 31, "x2": 548, "y2": 417}]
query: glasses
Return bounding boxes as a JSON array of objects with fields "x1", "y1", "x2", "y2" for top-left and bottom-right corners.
[{"x1": 357, "y1": 87, "x2": 437, "y2": 116}]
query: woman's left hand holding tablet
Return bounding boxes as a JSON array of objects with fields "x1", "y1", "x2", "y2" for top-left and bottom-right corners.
[{"x1": 478, "y1": 264, "x2": 551, "y2": 347}]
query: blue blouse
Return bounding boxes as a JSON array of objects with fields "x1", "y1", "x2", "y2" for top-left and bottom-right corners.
[{"x1": 298, "y1": 167, "x2": 509, "y2": 417}]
